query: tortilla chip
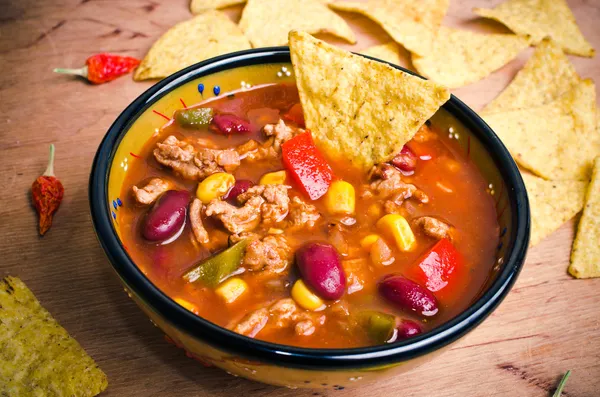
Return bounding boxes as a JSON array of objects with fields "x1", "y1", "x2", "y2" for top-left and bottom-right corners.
[
  {"x1": 360, "y1": 42, "x2": 402, "y2": 65},
  {"x1": 483, "y1": 80, "x2": 598, "y2": 181},
  {"x1": 474, "y1": 0, "x2": 594, "y2": 57},
  {"x1": 523, "y1": 173, "x2": 587, "y2": 247},
  {"x1": 483, "y1": 38, "x2": 580, "y2": 113},
  {"x1": 569, "y1": 157, "x2": 600, "y2": 278},
  {"x1": 239, "y1": 0, "x2": 355, "y2": 48},
  {"x1": 411, "y1": 27, "x2": 530, "y2": 89},
  {"x1": 190, "y1": 0, "x2": 246, "y2": 14},
  {"x1": 0, "y1": 276, "x2": 108, "y2": 396},
  {"x1": 134, "y1": 11, "x2": 251, "y2": 80},
  {"x1": 329, "y1": 0, "x2": 449, "y2": 56},
  {"x1": 289, "y1": 31, "x2": 450, "y2": 170}
]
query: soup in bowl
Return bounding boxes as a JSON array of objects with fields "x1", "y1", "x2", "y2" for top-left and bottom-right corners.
[{"x1": 90, "y1": 48, "x2": 529, "y2": 388}]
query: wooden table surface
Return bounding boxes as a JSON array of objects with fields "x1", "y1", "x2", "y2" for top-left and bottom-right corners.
[{"x1": 1, "y1": 0, "x2": 599, "y2": 395}]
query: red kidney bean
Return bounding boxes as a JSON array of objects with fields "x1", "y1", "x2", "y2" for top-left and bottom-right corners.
[
  {"x1": 296, "y1": 242, "x2": 346, "y2": 300},
  {"x1": 142, "y1": 190, "x2": 190, "y2": 242},
  {"x1": 223, "y1": 179, "x2": 254, "y2": 204},
  {"x1": 396, "y1": 319, "x2": 423, "y2": 339},
  {"x1": 211, "y1": 114, "x2": 251, "y2": 134},
  {"x1": 378, "y1": 275, "x2": 438, "y2": 317},
  {"x1": 391, "y1": 145, "x2": 417, "y2": 172}
]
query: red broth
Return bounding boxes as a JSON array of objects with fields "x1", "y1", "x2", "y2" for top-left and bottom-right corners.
[{"x1": 118, "y1": 83, "x2": 499, "y2": 348}]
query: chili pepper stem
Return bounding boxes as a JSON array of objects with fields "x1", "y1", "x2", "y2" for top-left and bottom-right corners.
[
  {"x1": 53, "y1": 66, "x2": 88, "y2": 78},
  {"x1": 43, "y1": 144, "x2": 56, "y2": 177},
  {"x1": 552, "y1": 370, "x2": 572, "y2": 397}
]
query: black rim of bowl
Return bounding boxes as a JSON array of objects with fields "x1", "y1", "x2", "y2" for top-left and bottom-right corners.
[{"x1": 89, "y1": 47, "x2": 530, "y2": 370}]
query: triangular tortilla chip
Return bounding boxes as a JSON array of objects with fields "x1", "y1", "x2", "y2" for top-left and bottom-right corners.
[
  {"x1": 134, "y1": 11, "x2": 251, "y2": 80},
  {"x1": 239, "y1": 0, "x2": 355, "y2": 48},
  {"x1": 329, "y1": 0, "x2": 449, "y2": 56},
  {"x1": 474, "y1": 0, "x2": 594, "y2": 57},
  {"x1": 190, "y1": 0, "x2": 246, "y2": 14},
  {"x1": 483, "y1": 80, "x2": 598, "y2": 181},
  {"x1": 411, "y1": 27, "x2": 530, "y2": 89},
  {"x1": 289, "y1": 31, "x2": 450, "y2": 170},
  {"x1": 360, "y1": 42, "x2": 402, "y2": 65},
  {"x1": 523, "y1": 173, "x2": 587, "y2": 247},
  {"x1": 483, "y1": 38, "x2": 580, "y2": 113},
  {"x1": 569, "y1": 157, "x2": 600, "y2": 278},
  {"x1": 0, "y1": 276, "x2": 108, "y2": 396}
]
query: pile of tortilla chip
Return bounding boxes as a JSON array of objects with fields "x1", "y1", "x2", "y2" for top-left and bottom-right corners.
[
  {"x1": 0, "y1": 276, "x2": 108, "y2": 396},
  {"x1": 474, "y1": 0, "x2": 594, "y2": 57},
  {"x1": 135, "y1": 0, "x2": 595, "y2": 88},
  {"x1": 360, "y1": 42, "x2": 402, "y2": 65},
  {"x1": 411, "y1": 27, "x2": 531, "y2": 89},
  {"x1": 134, "y1": 10, "x2": 251, "y2": 80},
  {"x1": 329, "y1": 0, "x2": 448, "y2": 57},
  {"x1": 239, "y1": 0, "x2": 355, "y2": 48},
  {"x1": 480, "y1": 38, "x2": 599, "y2": 278},
  {"x1": 569, "y1": 158, "x2": 600, "y2": 279},
  {"x1": 289, "y1": 31, "x2": 450, "y2": 170},
  {"x1": 190, "y1": 0, "x2": 246, "y2": 14}
]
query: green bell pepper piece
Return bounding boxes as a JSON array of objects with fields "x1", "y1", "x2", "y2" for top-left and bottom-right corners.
[
  {"x1": 175, "y1": 107, "x2": 213, "y2": 129},
  {"x1": 182, "y1": 239, "x2": 248, "y2": 287},
  {"x1": 358, "y1": 311, "x2": 397, "y2": 344}
]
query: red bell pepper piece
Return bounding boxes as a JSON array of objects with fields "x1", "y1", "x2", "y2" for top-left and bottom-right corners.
[
  {"x1": 405, "y1": 238, "x2": 464, "y2": 300},
  {"x1": 282, "y1": 131, "x2": 334, "y2": 200},
  {"x1": 283, "y1": 103, "x2": 305, "y2": 127}
]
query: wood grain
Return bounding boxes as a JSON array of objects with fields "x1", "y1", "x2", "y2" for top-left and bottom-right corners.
[{"x1": 0, "y1": 0, "x2": 599, "y2": 395}]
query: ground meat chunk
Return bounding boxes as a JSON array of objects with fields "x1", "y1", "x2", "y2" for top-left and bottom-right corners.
[
  {"x1": 154, "y1": 135, "x2": 239, "y2": 180},
  {"x1": 189, "y1": 198, "x2": 209, "y2": 244},
  {"x1": 233, "y1": 308, "x2": 269, "y2": 337},
  {"x1": 269, "y1": 299, "x2": 324, "y2": 335},
  {"x1": 132, "y1": 178, "x2": 170, "y2": 205},
  {"x1": 238, "y1": 185, "x2": 290, "y2": 225},
  {"x1": 206, "y1": 185, "x2": 290, "y2": 234},
  {"x1": 205, "y1": 195, "x2": 265, "y2": 235},
  {"x1": 229, "y1": 231, "x2": 261, "y2": 245},
  {"x1": 193, "y1": 147, "x2": 240, "y2": 174},
  {"x1": 154, "y1": 136, "x2": 201, "y2": 180},
  {"x1": 366, "y1": 164, "x2": 429, "y2": 212},
  {"x1": 243, "y1": 235, "x2": 292, "y2": 274},
  {"x1": 295, "y1": 320, "x2": 316, "y2": 336},
  {"x1": 287, "y1": 196, "x2": 321, "y2": 229},
  {"x1": 237, "y1": 119, "x2": 303, "y2": 162},
  {"x1": 232, "y1": 299, "x2": 324, "y2": 338},
  {"x1": 413, "y1": 216, "x2": 454, "y2": 240},
  {"x1": 263, "y1": 119, "x2": 301, "y2": 152}
]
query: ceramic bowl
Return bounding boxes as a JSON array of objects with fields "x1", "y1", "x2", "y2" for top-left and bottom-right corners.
[{"x1": 89, "y1": 47, "x2": 530, "y2": 389}]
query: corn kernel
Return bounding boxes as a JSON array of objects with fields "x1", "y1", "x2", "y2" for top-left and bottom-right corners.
[
  {"x1": 196, "y1": 172, "x2": 235, "y2": 204},
  {"x1": 360, "y1": 234, "x2": 380, "y2": 251},
  {"x1": 376, "y1": 214, "x2": 416, "y2": 252},
  {"x1": 324, "y1": 180, "x2": 355, "y2": 215},
  {"x1": 259, "y1": 170, "x2": 287, "y2": 185},
  {"x1": 367, "y1": 203, "x2": 382, "y2": 218},
  {"x1": 174, "y1": 298, "x2": 199, "y2": 314},
  {"x1": 267, "y1": 227, "x2": 284, "y2": 235},
  {"x1": 215, "y1": 277, "x2": 248, "y2": 303},
  {"x1": 291, "y1": 279, "x2": 324, "y2": 311}
]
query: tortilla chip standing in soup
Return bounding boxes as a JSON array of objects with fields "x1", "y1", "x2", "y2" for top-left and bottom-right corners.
[{"x1": 289, "y1": 30, "x2": 450, "y2": 170}]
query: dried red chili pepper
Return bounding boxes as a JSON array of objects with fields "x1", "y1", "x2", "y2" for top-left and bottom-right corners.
[
  {"x1": 32, "y1": 144, "x2": 64, "y2": 236},
  {"x1": 53, "y1": 53, "x2": 140, "y2": 84}
]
